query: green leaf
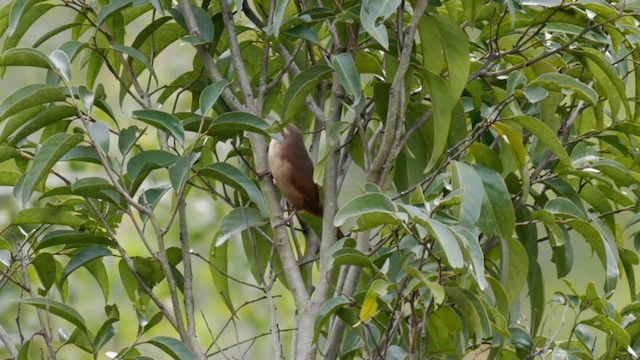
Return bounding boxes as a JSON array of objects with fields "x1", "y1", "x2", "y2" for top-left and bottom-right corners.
[
  {"x1": 567, "y1": 219, "x2": 618, "y2": 293},
  {"x1": 446, "y1": 288, "x2": 490, "y2": 338},
  {"x1": 506, "y1": 115, "x2": 572, "y2": 168},
  {"x1": 0, "y1": 47, "x2": 52, "y2": 69},
  {"x1": 581, "y1": 315, "x2": 630, "y2": 348},
  {"x1": 334, "y1": 192, "x2": 397, "y2": 228},
  {"x1": 451, "y1": 161, "x2": 483, "y2": 229},
  {"x1": 418, "y1": 15, "x2": 470, "y2": 98},
  {"x1": 31, "y1": 253, "x2": 56, "y2": 291},
  {"x1": 199, "y1": 80, "x2": 230, "y2": 115},
  {"x1": 138, "y1": 186, "x2": 171, "y2": 222},
  {"x1": 118, "y1": 126, "x2": 139, "y2": 156},
  {"x1": 528, "y1": 73, "x2": 598, "y2": 106},
  {"x1": 169, "y1": 156, "x2": 190, "y2": 193},
  {"x1": 314, "y1": 296, "x2": 350, "y2": 343},
  {"x1": 89, "y1": 122, "x2": 110, "y2": 154},
  {"x1": 270, "y1": 0, "x2": 289, "y2": 38},
  {"x1": 423, "y1": 70, "x2": 453, "y2": 174},
  {"x1": 126, "y1": 150, "x2": 179, "y2": 183},
  {"x1": 216, "y1": 207, "x2": 266, "y2": 246},
  {"x1": 2, "y1": 105, "x2": 76, "y2": 146},
  {"x1": 360, "y1": 0, "x2": 400, "y2": 49},
  {"x1": 332, "y1": 53, "x2": 362, "y2": 104},
  {"x1": 8, "y1": 0, "x2": 28, "y2": 36},
  {"x1": 419, "y1": 218, "x2": 464, "y2": 268},
  {"x1": 169, "y1": 3, "x2": 213, "y2": 44},
  {"x1": 208, "y1": 112, "x2": 272, "y2": 138},
  {"x1": 198, "y1": 163, "x2": 267, "y2": 216},
  {"x1": 36, "y1": 230, "x2": 112, "y2": 250},
  {"x1": 83, "y1": 258, "x2": 110, "y2": 303},
  {"x1": 476, "y1": 166, "x2": 515, "y2": 239},
  {"x1": 49, "y1": 50, "x2": 71, "y2": 82},
  {"x1": 132, "y1": 110, "x2": 184, "y2": 144},
  {"x1": 11, "y1": 208, "x2": 85, "y2": 228},
  {"x1": 572, "y1": 49, "x2": 631, "y2": 119},
  {"x1": 544, "y1": 197, "x2": 586, "y2": 219},
  {"x1": 96, "y1": 0, "x2": 133, "y2": 25},
  {"x1": 281, "y1": 65, "x2": 333, "y2": 121},
  {"x1": 16, "y1": 133, "x2": 83, "y2": 205},
  {"x1": 94, "y1": 320, "x2": 117, "y2": 351},
  {"x1": 330, "y1": 248, "x2": 378, "y2": 271},
  {"x1": 19, "y1": 298, "x2": 87, "y2": 331},
  {"x1": 61, "y1": 246, "x2": 112, "y2": 284},
  {"x1": 110, "y1": 44, "x2": 157, "y2": 82},
  {"x1": 403, "y1": 267, "x2": 446, "y2": 304},
  {"x1": 504, "y1": 236, "x2": 529, "y2": 306},
  {"x1": 147, "y1": 336, "x2": 195, "y2": 360},
  {"x1": 453, "y1": 226, "x2": 487, "y2": 289},
  {"x1": 209, "y1": 238, "x2": 233, "y2": 313},
  {"x1": 0, "y1": 84, "x2": 66, "y2": 123}
]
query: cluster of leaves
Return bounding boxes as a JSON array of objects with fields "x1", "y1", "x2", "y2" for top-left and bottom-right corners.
[{"x1": 1, "y1": 0, "x2": 640, "y2": 358}]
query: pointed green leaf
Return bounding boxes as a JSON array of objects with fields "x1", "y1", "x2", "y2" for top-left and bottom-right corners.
[
  {"x1": 199, "y1": 80, "x2": 230, "y2": 115},
  {"x1": 419, "y1": 218, "x2": 464, "y2": 268},
  {"x1": 572, "y1": 49, "x2": 631, "y2": 119},
  {"x1": 544, "y1": 197, "x2": 586, "y2": 219},
  {"x1": 11, "y1": 208, "x2": 85, "y2": 228},
  {"x1": 31, "y1": 253, "x2": 55, "y2": 291},
  {"x1": 567, "y1": 218, "x2": 618, "y2": 292},
  {"x1": 132, "y1": 110, "x2": 184, "y2": 144},
  {"x1": 334, "y1": 192, "x2": 397, "y2": 227},
  {"x1": 476, "y1": 165, "x2": 515, "y2": 239},
  {"x1": 581, "y1": 315, "x2": 630, "y2": 348},
  {"x1": 89, "y1": 122, "x2": 110, "y2": 154},
  {"x1": 118, "y1": 126, "x2": 139, "y2": 156},
  {"x1": 61, "y1": 246, "x2": 112, "y2": 283},
  {"x1": 216, "y1": 207, "x2": 266, "y2": 246},
  {"x1": 126, "y1": 150, "x2": 179, "y2": 182},
  {"x1": 147, "y1": 336, "x2": 195, "y2": 360},
  {"x1": 4, "y1": 105, "x2": 77, "y2": 146},
  {"x1": 17, "y1": 133, "x2": 83, "y2": 204},
  {"x1": 332, "y1": 53, "x2": 362, "y2": 103},
  {"x1": 208, "y1": 112, "x2": 271, "y2": 138},
  {"x1": 314, "y1": 296, "x2": 350, "y2": 343},
  {"x1": 423, "y1": 71, "x2": 453, "y2": 174},
  {"x1": 209, "y1": 239, "x2": 233, "y2": 313},
  {"x1": 169, "y1": 156, "x2": 190, "y2": 193},
  {"x1": 19, "y1": 298, "x2": 87, "y2": 331},
  {"x1": 49, "y1": 50, "x2": 71, "y2": 82},
  {"x1": 451, "y1": 161, "x2": 483, "y2": 229},
  {"x1": 0, "y1": 84, "x2": 66, "y2": 123},
  {"x1": 282, "y1": 65, "x2": 333, "y2": 120},
  {"x1": 419, "y1": 14, "x2": 470, "y2": 97},
  {"x1": 403, "y1": 267, "x2": 445, "y2": 304},
  {"x1": 506, "y1": 115, "x2": 572, "y2": 167},
  {"x1": 528, "y1": 72, "x2": 598, "y2": 106},
  {"x1": 36, "y1": 230, "x2": 112, "y2": 250},
  {"x1": 96, "y1": 0, "x2": 133, "y2": 25},
  {"x1": 360, "y1": 0, "x2": 400, "y2": 49},
  {"x1": 0, "y1": 47, "x2": 52, "y2": 69},
  {"x1": 110, "y1": 44, "x2": 157, "y2": 82},
  {"x1": 8, "y1": 0, "x2": 28, "y2": 36},
  {"x1": 198, "y1": 162, "x2": 267, "y2": 216},
  {"x1": 270, "y1": 0, "x2": 289, "y2": 38}
]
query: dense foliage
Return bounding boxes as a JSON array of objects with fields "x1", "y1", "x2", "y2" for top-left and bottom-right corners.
[{"x1": 1, "y1": 0, "x2": 640, "y2": 358}]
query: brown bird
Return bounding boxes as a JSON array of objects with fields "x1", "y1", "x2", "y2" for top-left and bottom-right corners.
[
  {"x1": 268, "y1": 124, "x2": 323, "y2": 218},
  {"x1": 268, "y1": 124, "x2": 343, "y2": 238}
]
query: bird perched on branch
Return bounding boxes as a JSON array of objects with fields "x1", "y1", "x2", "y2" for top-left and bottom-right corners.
[{"x1": 267, "y1": 124, "x2": 343, "y2": 238}]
